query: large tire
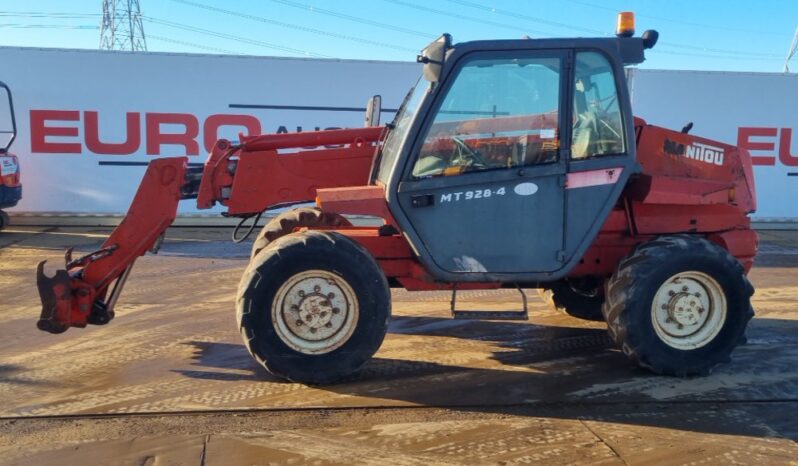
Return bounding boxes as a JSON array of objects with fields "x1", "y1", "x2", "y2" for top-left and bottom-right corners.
[
  {"x1": 538, "y1": 279, "x2": 604, "y2": 321},
  {"x1": 237, "y1": 230, "x2": 391, "y2": 384},
  {"x1": 603, "y1": 235, "x2": 754, "y2": 376},
  {"x1": 250, "y1": 207, "x2": 351, "y2": 259}
]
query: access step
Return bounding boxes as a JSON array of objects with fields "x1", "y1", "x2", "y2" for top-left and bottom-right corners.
[{"x1": 450, "y1": 286, "x2": 529, "y2": 321}]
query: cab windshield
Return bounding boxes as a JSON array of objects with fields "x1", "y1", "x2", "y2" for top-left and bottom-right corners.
[{"x1": 375, "y1": 78, "x2": 426, "y2": 184}]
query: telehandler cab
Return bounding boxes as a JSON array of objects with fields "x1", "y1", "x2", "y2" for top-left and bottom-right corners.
[{"x1": 36, "y1": 14, "x2": 758, "y2": 384}]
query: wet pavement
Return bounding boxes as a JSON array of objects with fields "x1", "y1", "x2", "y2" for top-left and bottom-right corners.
[{"x1": 0, "y1": 227, "x2": 797, "y2": 465}]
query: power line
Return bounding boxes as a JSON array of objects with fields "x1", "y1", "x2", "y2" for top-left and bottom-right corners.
[
  {"x1": 0, "y1": 12, "x2": 101, "y2": 19},
  {"x1": 381, "y1": 0, "x2": 558, "y2": 37},
  {"x1": 0, "y1": 6, "x2": 786, "y2": 63},
  {"x1": 445, "y1": 0, "x2": 782, "y2": 58},
  {"x1": 147, "y1": 33, "x2": 236, "y2": 54},
  {"x1": 0, "y1": 21, "x2": 244, "y2": 54},
  {"x1": 0, "y1": 23, "x2": 98, "y2": 30},
  {"x1": 142, "y1": 16, "x2": 330, "y2": 57},
  {"x1": 0, "y1": 9, "x2": 325, "y2": 57},
  {"x1": 565, "y1": 0, "x2": 792, "y2": 38},
  {"x1": 168, "y1": 0, "x2": 416, "y2": 52},
  {"x1": 657, "y1": 42, "x2": 782, "y2": 58},
  {"x1": 386, "y1": 0, "x2": 784, "y2": 60},
  {"x1": 655, "y1": 50, "x2": 782, "y2": 62},
  {"x1": 268, "y1": 0, "x2": 434, "y2": 39},
  {"x1": 444, "y1": 0, "x2": 605, "y2": 36}
]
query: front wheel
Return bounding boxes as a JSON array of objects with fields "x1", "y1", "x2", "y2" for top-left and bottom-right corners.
[
  {"x1": 237, "y1": 230, "x2": 390, "y2": 384},
  {"x1": 250, "y1": 207, "x2": 351, "y2": 259},
  {"x1": 603, "y1": 235, "x2": 754, "y2": 376}
]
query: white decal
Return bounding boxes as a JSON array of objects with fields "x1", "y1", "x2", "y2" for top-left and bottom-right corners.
[
  {"x1": 452, "y1": 256, "x2": 488, "y2": 272},
  {"x1": 513, "y1": 182, "x2": 538, "y2": 196},
  {"x1": 540, "y1": 128, "x2": 556, "y2": 139},
  {"x1": 0, "y1": 157, "x2": 17, "y2": 176},
  {"x1": 686, "y1": 142, "x2": 725, "y2": 166},
  {"x1": 664, "y1": 138, "x2": 725, "y2": 167},
  {"x1": 439, "y1": 187, "x2": 506, "y2": 203}
]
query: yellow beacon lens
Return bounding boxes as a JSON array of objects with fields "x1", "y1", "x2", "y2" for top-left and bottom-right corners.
[{"x1": 616, "y1": 11, "x2": 635, "y2": 37}]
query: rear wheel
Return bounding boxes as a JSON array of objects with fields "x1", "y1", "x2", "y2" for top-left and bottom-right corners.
[
  {"x1": 237, "y1": 230, "x2": 390, "y2": 384},
  {"x1": 538, "y1": 279, "x2": 604, "y2": 321},
  {"x1": 250, "y1": 207, "x2": 351, "y2": 259},
  {"x1": 603, "y1": 235, "x2": 754, "y2": 376}
]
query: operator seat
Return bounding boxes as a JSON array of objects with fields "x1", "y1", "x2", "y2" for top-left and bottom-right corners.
[
  {"x1": 572, "y1": 110, "x2": 600, "y2": 159},
  {"x1": 414, "y1": 154, "x2": 447, "y2": 176}
]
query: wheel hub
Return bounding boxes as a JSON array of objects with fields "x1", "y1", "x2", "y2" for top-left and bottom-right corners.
[
  {"x1": 295, "y1": 287, "x2": 337, "y2": 333},
  {"x1": 651, "y1": 271, "x2": 727, "y2": 350},
  {"x1": 272, "y1": 270, "x2": 358, "y2": 355},
  {"x1": 667, "y1": 292, "x2": 704, "y2": 328}
]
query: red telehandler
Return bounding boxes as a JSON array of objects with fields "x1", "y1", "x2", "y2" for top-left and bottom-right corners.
[{"x1": 36, "y1": 14, "x2": 758, "y2": 384}]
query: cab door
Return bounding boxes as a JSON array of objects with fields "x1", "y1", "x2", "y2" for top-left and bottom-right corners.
[{"x1": 396, "y1": 51, "x2": 570, "y2": 275}]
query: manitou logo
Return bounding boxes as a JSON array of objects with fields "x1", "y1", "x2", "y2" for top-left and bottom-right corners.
[
  {"x1": 28, "y1": 110, "x2": 342, "y2": 155},
  {"x1": 663, "y1": 138, "x2": 725, "y2": 166}
]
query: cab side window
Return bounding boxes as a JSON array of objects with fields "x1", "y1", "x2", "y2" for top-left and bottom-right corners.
[
  {"x1": 412, "y1": 56, "x2": 562, "y2": 178},
  {"x1": 571, "y1": 52, "x2": 625, "y2": 159}
]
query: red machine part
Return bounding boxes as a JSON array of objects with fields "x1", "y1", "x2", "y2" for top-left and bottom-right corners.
[
  {"x1": 630, "y1": 123, "x2": 757, "y2": 263},
  {"x1": 35, "y1": 127, "x2": 391, "y2": 333},
  {"x1": 36, "y1": 158, "x2": 188, "y2": 332},
  {"x1": 569, "y1": 122, "x2": 758, "y2": 279},
  {"x1": 197, "y1": 127, "x2": 384, "y2": 215}
]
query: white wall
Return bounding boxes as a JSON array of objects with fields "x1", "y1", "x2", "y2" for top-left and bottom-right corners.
[
  {"x1": 3, "y1": 47, "x2": 796, "y2": 220},
  {"x1": 629, "y1": 69, "x2": 798, "y2": 219},
  {"x1": 1, "y1": 47, "x2": 419, "y2": 214}
]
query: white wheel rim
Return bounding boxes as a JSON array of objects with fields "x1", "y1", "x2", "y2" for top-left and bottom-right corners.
[
  {"x1": 272, "y1": 270, "x2": 359, "y2": 355},
  {"x1": 651, "y1": 271, "x2": 727, "y2": 350}
]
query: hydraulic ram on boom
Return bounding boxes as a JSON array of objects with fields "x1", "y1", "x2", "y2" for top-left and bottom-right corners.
[{"x1": 36, "y1": 127, "x2": 384, "y2": 333}]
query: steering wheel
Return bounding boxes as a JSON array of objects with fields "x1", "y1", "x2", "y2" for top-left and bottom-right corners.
[
  {"x1": 600, "y1": 94, "x2": 617, "y2": 113},
  {"x1": 451, "y1": 136, "x2": 488, "y2": 169}
]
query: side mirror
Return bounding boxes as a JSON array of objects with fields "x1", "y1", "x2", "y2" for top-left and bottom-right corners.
[
  {"x1": 0, "y1": 82, "x2": 16, "y2": 153},
  {"x1": 418, "y1": 33, "x2": 452, "y2": 83},
  {"x1": 642, "y1": 30, "x2": 659, "y2": 49},
  {"x1": 364, "y1": 94, "x2": 382, "y2": 127}
]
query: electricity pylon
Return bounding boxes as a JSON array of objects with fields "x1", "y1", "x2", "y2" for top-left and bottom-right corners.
[{"x1": 100, "y1": 0, "x2": 147, "y2": 51}]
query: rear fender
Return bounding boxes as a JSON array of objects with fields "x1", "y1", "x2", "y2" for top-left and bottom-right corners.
[{"x1": 708, "y1": 229, "x2": 758, "y2": 274}]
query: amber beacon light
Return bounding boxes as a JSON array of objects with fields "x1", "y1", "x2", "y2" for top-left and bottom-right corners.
[{"x1": 616, "y1": 11, "x2": 635, "y2": 37}]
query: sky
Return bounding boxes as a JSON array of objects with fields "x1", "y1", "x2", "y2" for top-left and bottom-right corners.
[{"x1": 0, "y1": 0, "x2": 795, "y2": 72}]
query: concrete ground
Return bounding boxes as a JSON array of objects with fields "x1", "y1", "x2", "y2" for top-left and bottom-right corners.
[{"x1": 0, "y1": 226, "x2": 797, "y2": 465}]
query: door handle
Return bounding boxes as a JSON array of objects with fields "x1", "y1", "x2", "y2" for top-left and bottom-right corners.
[{"x1": 411, "y1": 194, "x2": 434, "y2": 208}]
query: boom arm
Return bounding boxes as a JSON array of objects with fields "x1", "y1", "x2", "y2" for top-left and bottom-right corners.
[
  {"x1": 36, "y1": 127, "x2": 385, "y2": 333},
  {"x1": 36, "y1": 158, "x2": 189, "y2": 332}
]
